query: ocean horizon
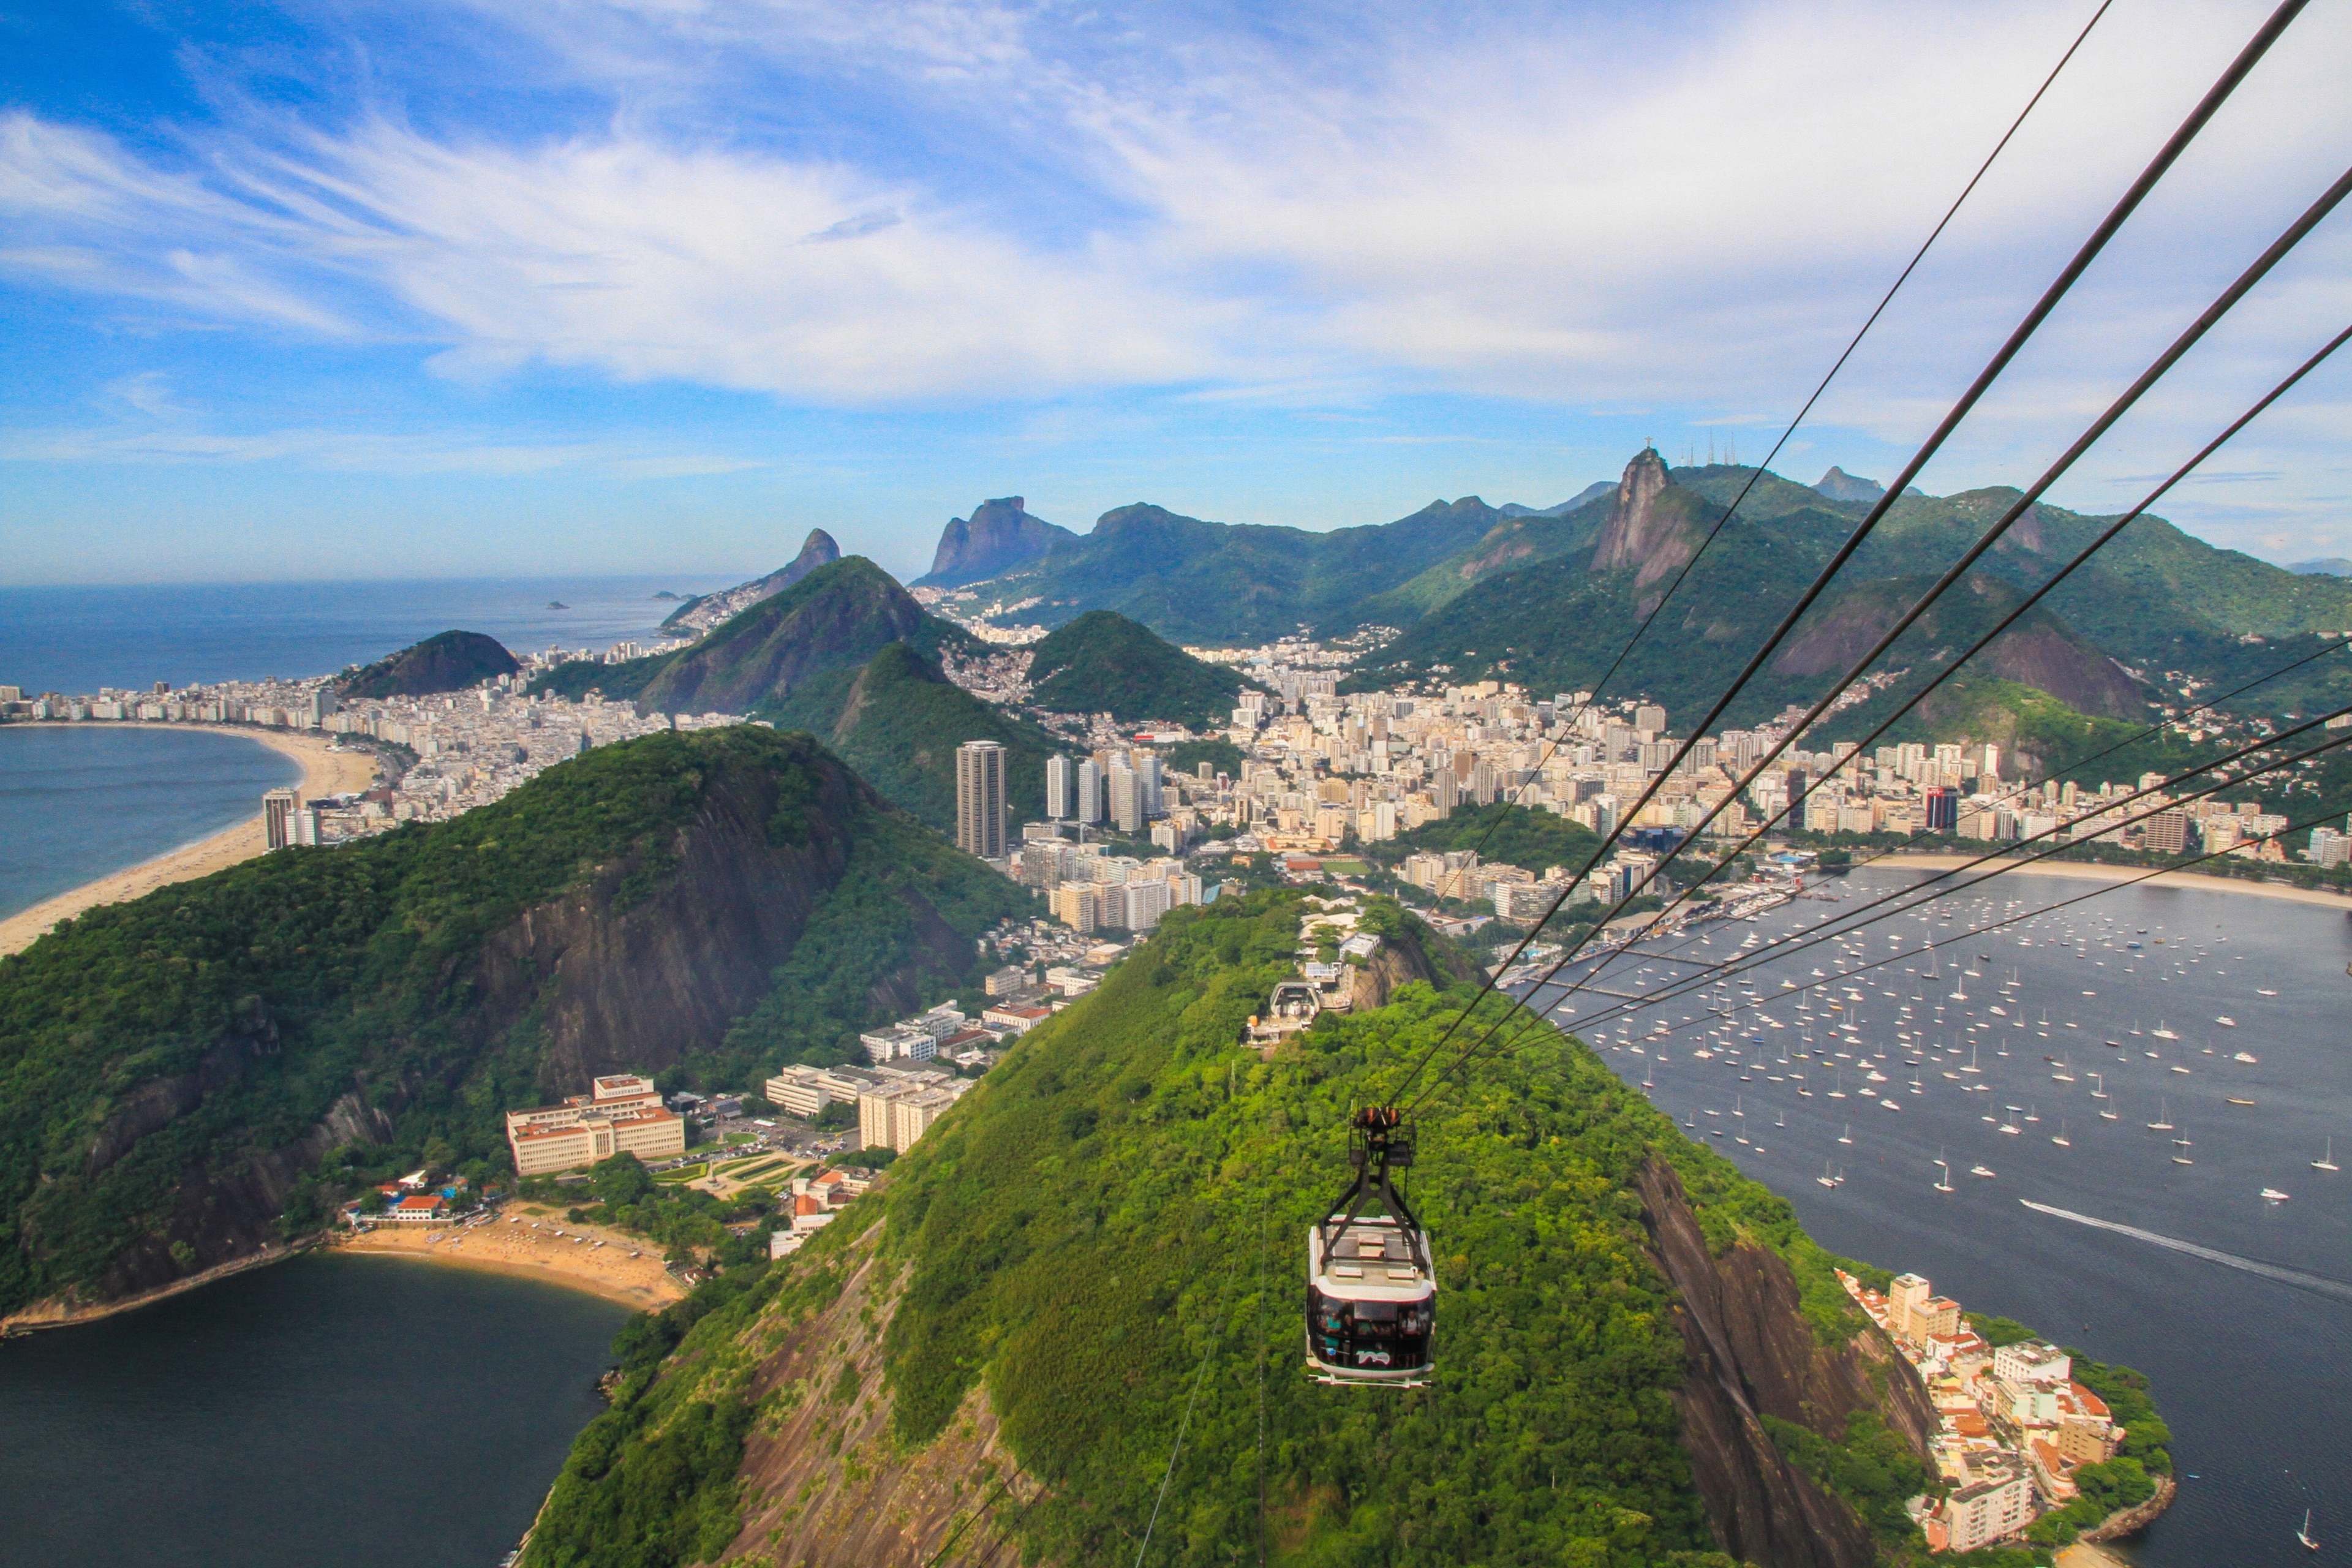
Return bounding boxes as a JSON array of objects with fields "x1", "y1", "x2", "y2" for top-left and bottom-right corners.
[{"x1": 0, "y1": 574, "x2": 739, "y2": 698}]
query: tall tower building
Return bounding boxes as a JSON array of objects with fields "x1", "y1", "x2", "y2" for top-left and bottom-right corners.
[
  {"x1": 955, "y1": 741, "x2": 1007, "y2": 861},
  {"x1": 1109, "y1": 763, "x2": 1142, "y2": 835},
  {"x1": 1076, "y1": 758, "x2": 1103, "y2": 824},
  {"x1": 262, "y1": 788, "x2": 300, "y2": 851},
  {"x1": 1045, "y1": 755, "x2": 1074, "y2": 821},
  {"x1": 1136, "y1": 753, "x2": 1164, "y2": 818}
]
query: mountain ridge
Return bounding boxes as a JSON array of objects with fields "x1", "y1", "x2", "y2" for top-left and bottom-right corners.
[
  {"x1": 914, "y1": 496, "x2": 1077, "y2": 588},
  {"x1": 660, "y1": 530, "x2": 843, "y2": 635}
]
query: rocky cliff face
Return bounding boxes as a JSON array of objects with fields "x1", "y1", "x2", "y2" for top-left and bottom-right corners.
[
  {"x1": 919, "y1": 497, "x2": 1076, "y2": 588},
  {"x1": 1814, "y1": 467, "x2": 1887, "y2": 505},
  {"x1": 663, "y1": 529, "x2": 843, "y2": 635},
  {"x1": 1589, "y1": 448, "x2": 1712, "y2": 599},
  {"x1": 1346, "y1": 918, "x2": 1484, "y2": 1011},
  {"x1": 1637, "y1": 1160, "x2": 1937, "y2": 1568}
]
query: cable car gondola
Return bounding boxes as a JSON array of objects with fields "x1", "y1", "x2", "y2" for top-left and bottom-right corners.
[{"x1": 1306, "y1": 1107, "x2": 1434, "y2": 1387}]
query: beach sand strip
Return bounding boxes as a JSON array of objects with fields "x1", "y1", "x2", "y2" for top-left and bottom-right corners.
[
  {"x1": 0, "y1": 725, "x2": 379, "y2": 957},
  {"x1": 337, "y1": 1208, "x2": 685, "y2": 1311}
]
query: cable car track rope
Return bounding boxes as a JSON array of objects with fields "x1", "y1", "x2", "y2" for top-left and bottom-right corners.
[{"x1": 1371, "y1": 0, "x2": 2312, "y2": 1114}]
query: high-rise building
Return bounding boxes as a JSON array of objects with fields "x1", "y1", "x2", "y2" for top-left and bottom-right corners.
[
  {"x1": 2143, "y1": 809, "x2": 2189, "y2": 856},
  {"x1": 1136, "y1": 754, "x2": 1164, "y2": 818},
  {"x1": 1045, "y1": 755, "x2": 1074, "y2": 820},
  {"x1": 1634, "y1": 703, "x2": 1667, "y2": 735},
  {"x1": 262, "y1": 788, "x2": 299, "y2": 851},
  {"x1": 1109, "y1": 763, "x2": 1142, "y2": 834},
  {"x1": 955, "y1": 741, "x2": 1008, "y2": 861},
  {"x1": 1076, "y1": 758, "x2": 1103, "y2": 823},
  {"x1": 1923, "y1": 786, "x2": 1959, "y2": 835}
]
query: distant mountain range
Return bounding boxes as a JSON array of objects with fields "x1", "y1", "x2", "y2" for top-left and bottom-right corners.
[
  {"x1": 2290, "y1": 557, "x2": 2352, "y2": 576},
  {"x1": 913, "y1": 496, "x2": 1076, "y2": 589}
]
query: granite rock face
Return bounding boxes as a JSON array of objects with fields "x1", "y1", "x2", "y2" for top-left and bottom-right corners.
[{"x1": 918, "y1": 497, "x2": 1076, "y2": 588}]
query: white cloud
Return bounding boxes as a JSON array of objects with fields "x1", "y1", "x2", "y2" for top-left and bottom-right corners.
[{"x1": 2, "y1": 0, "x2": 2350, "y2": 535}]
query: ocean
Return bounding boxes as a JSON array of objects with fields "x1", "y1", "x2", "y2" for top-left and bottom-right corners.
[
  {"x1": 0, "y1": 574, "x2": 735, "y2": 698},
  {"x1": 0, "y1": 725, "x2": 301, "y2": 922},
  {"x1": 0, "y1": 1254, "x2": 627, "y2": 1568},
  {"x1": 1532, "y1": 865, "x2": 2352, "y2": 1565}
]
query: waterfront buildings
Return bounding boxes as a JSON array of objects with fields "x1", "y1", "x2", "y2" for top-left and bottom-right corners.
[{"x1": 505, "y1": 1074, "x2": 687, "y2": 1177}]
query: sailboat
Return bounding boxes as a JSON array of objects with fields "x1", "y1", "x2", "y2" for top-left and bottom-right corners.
[
  {"x1": 2152, "y1": 1020, "x2": 2179, "y2": 1041},
  {"x1": 2299, "y1": 1508, "x2": 2320, "y2": 1551},
  {"x1": 2052, "y1": 1120, "x2": 2071, "y2": 1147},
  {"x1": 1961, "y1": 1044, "x2": 1981, "y2": 1076},
  {"x1": 2089, "y1": 1071, "x2": 2107, "y2": 1100},
  {"x1": 2052, "y1": 1054, "x2": 2075, "y2": 1084},
  {"x1": 2315, "y1": 1138, "x2": 2340, "y2": 1174},
  {"x1": 1816, "y1": 1161, "x2": 1837, "y2": 1189},
  {"x1": 2172, "y1": 1128, "x2": 2193, "y2": 1166},
  {"x1": 2148, "y1": 1099, "x2": 2174, "y2": 1132},
  {"x1": 1838, "y1": 1122, "x2": 1853, "y2": 1145},
  {"x1": 1933, "y1": 1151, "x2": 1954, "y2": 1193}
]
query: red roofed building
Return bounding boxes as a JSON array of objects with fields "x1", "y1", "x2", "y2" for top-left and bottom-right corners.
[{"x1": 386, "y1": 1194, "x2": 449, "y2": 1223}]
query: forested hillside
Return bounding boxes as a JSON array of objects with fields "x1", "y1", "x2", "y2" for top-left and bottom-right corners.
[
  {"x1": 758, "y1": 642, "x2": 1060, "y2": 834},
  {"x1": 1023, "y1": 609, "x2": 1264, "y2": 727},
  {"x1": 0, "y1": 726, "x2": 1024, "y2": 1321},
  {"x1": 526, "y1": 891, "x2": 1956, "y2": 1568}
]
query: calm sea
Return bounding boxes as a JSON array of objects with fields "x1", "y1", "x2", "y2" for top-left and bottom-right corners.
[
  {"x1": 0, "y1": 1254, "x2": 627, "y2": 1568},
  {"x1": 0, "y1": 574, "x2": 736, "y2": 698},
  {"x1": 1537, "y1": 866, "x2": 2352, "y2": 1565},
  {"x1": 0, "y1": 726, "x2": 301, "y2": 922}
]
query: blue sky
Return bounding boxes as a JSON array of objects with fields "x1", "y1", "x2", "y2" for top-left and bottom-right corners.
[{"x1": 2, "y1": 0, "x2": 2348, "y2": 585}]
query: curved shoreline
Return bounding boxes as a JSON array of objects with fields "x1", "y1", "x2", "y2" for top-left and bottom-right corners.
[
  {"x1": 336, "y1": 1212, "x2": 685, "y2": 1311},
  {"x1": 0, "y1": 723, "x2": 379, "y2": 957},
  {"x1": 1875, "y1": 851, "x2": 2352, "y2": 910}
]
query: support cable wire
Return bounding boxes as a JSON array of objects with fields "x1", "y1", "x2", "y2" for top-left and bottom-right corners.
[
  {"x1": 1374, "y1": 0, "x2": 2308, "y2": 1109},
  {"x1": 1490, "y1": 721, "x2": 2352, "y2": 1050},
  {"x1": 1442, "y1": 0, "x2": 2114, "y2": 861},
  {"x1": 1134, "y1": 1324, "x2": 1221, "y2": 1568},
  {"x1": 1403, "y1": 161, "x2": 2352, "y2": 1113},
  {"x1": 1514, "y1": 799, "x2": 2342, "y2": 1053},
  {"x1": 921, "y1": 1471, "x2": 1023, "y2": 1568},
  {"x1": 1503, "y1": 312, "x2": 2352, "y2": 1026},
  {"x1": 1451, "y1": 703, "x2": 2351, "y2": 1068}
]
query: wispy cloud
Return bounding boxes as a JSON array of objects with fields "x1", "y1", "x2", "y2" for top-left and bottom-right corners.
[{"x1": 0, "y1": 421, "x2": 767, "y2": 478}]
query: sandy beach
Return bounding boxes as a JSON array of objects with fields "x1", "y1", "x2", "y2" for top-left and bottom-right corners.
[
  {"x1": 1880, "y1": 852, "x2": 2352, "y2": 911},
  {"x1": 339, "y1": 1207, "x2": 685, "y2": 1311},
  {"x1": 0, "y1": 724, "x2": 379, "y2": 957}
]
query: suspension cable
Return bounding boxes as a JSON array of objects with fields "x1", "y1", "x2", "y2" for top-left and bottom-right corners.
[{"x1": 1375, "y1": 0, "x2": 2309, "y2": 1107}]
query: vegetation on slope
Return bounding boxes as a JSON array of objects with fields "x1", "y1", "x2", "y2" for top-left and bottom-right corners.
[
  {"x1": 338, "y1": 629, "x2": 519, "y2": 698},
  {"x1": 529, "y1": 559, "x2": 978, "y2": 714},
  {"x1": 0, "y1": 727, "x2": 1022, "y2": 1313},
  {"x1": 1024, "y1": 609, "x2": 1264, "y2": 727},
  {"x1": 754, "y1": 642, "x2": 1060, "y2": 835},
  {"x1": 968, "y1": 497, "x2": 1505, "y2": 644},
  {"x1": 1363, "y1": 801, "x2": 1603, "y2": 878}
]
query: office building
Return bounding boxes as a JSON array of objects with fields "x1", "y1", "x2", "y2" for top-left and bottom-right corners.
[
  {"x1": 1924, "y1": 786, "x2": 1958, "y2": 835},
  {"x1": 1076, "y1": 758, "x2": 1103, "y2": 823},
  {"x1": 955, "y1": 740, "x2": 1008, "y2": 860},
  {"x1": 1045, "y1": 754, "x2": 1074, "y2": 820}
]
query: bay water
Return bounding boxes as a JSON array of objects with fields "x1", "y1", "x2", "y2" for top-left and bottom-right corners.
[
  {"x1": 0, "y1": 1254, "x2": 627, "y2": 1568},
  {"x1": 1539, "y1": 865, "x2": 2352, "y2": 1564}
]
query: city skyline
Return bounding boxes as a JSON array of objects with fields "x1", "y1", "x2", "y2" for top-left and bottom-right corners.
[{"x1": 4, "y1": 1, "x2": 2350, "y2": 585}]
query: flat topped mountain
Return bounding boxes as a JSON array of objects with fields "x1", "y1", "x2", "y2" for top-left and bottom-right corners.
[
  {"x1": 915, "y1": 496, "x2": 1077, "y2": 589},
  {"x1": 662, "y1": 529, "x2": 843, "y2": 635},
  {"x1": 337, "y1": 629, "x2": 518, "y2": 699},
  {"x1": 1023, "y1": 609, "x2": 1261, "y2": 728}
]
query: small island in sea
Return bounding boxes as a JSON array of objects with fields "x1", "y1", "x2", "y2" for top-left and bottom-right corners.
[{"x1": 545, "y1": 600, "x2": 568, "y2": 609}]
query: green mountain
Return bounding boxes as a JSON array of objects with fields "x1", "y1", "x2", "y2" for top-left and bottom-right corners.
[
  {"x1": 530, "y1": 558, "x2": 979, "y2": 715},
  {"x1": 1355, "y1": 460, "x2": 2149, "y2": 742},
  {"x1": 951, "y1": 496, "x2": 1506, "y2": 644},
  {"x1": 522, "y1": 891, "x2": 1968, "y2": 1568},
  {"x1": 0, "y1": 726, "x2": 1025, "y2": 1322},
  {"x1": 758, "y1": 643, "x2": 1060, "y2": 834},
  {"x1": 658, "y1": 529, "x2": 842, "y2": 635},
  {"x1": 1023, "y1": 608, "x2": 1262, "y2": 727},
  {"x1": 1370, "y1": 801, "x2": 1603, "y2": 880},
  {"x1": 338, "y1": 630, "x2": 519, "y2": 699}
]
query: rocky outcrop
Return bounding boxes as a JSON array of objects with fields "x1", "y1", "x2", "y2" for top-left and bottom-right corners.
[
  {"x1": 720, "y1": 1221, "x2": 1041, "y2": 1566},
  {"x1": 339, "y1": 630, "x2": 520, "y2": 699},
  {"x1": 919, "y1": 497, "x2": 1076, "y2": 588},
  {"x1": 1348, "y1": 919, "x2": 1485, "y2": 1011},
  {"x1": 1589, "y1": 448, "x2": 1714, "y2": 599},
  {"x1": 663, "y1": 529, "x2": 843, "y2": 635},
  {"x1": 1813, "y1": 467, "x2": 1886, "y2": 505},
  {"x1": 1636, "y1": 1160, "x2": 1937, "y2": 1568}
]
